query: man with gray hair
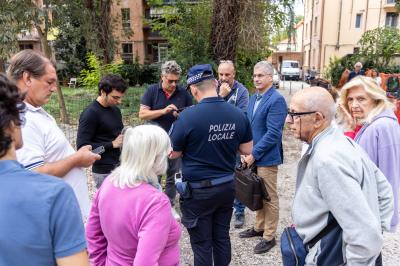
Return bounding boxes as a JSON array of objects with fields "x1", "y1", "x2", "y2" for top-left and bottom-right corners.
[
  {"x1": 7, "y1": 49, "x2": 100, "y2": 220},
  {"x1": 239, "y1": 60, "x2": 287, "y2": 254},
  {"x1": 284, "y1": 86, "x2": 393, "y2": 265},
  {"x1": 348, "y1": 61, "x2": 365, "y2": 81},
  {"x1": 139, "y1": 60, "x2": 192, "y2": 207}
]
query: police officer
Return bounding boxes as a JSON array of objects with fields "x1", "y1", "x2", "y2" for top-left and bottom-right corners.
[{"x1": 169, "y1": 64, "x2": 253, "y2": 266}]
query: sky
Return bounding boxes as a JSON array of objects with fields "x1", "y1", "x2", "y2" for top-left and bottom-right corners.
[{"x1": 294, "y1": 0, "x2": 304, "y2": 16}]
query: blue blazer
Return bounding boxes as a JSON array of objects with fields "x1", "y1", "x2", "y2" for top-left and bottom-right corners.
[{"x1": 247, "y1": 86, "x2": 288, "y2": 167}]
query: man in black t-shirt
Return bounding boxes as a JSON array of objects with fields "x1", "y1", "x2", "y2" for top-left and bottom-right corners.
[
  {"x1": 77, "y1": 74, "x2": 128, "y2": 188},
  {"x1": 139, "y1": 60, "x2": 192, "y2": 206},
  {"x1": 169, "y1": 64, "x2": 253, "y2": 266}
]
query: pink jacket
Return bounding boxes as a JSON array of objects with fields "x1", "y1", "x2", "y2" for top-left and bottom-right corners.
[{"x1": 86, "y1": 180, "x2": 181, "y2": 266}]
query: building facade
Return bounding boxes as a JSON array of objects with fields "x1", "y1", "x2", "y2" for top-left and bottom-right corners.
[{"x1": 303, "y1": 0, "x2": 400, "y2": 73}]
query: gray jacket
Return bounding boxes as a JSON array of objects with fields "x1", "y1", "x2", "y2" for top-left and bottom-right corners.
[{"x1": 292, "y1": 127, "x2": 393, "y2": 266}]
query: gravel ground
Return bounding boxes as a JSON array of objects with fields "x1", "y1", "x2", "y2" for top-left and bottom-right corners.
[{"x1": 85, "y1": 81, "x2": 399, "y2": 265}]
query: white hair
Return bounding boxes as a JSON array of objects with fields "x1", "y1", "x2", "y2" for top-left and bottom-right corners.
[
  {"x1": 254, "y1": 60, "x2": 274, "y2": 75},
  {"x1": 339, "y1": 76, "x2": 393, "y2": 124},
  {"x1": 109, "y1": 125, "x2": 171, "y2": 188}
]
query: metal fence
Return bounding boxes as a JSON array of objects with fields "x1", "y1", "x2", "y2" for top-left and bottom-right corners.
[{"x1": 47, "y1": 86, "x2": 146, "y2": 147}]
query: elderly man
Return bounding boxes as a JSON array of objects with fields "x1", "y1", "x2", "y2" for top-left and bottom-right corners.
[
  {"x1": 239, "y1": 61, "x2": 287, "y2": 254},
  {"x1": 348, "y1": 61, "x2": 365, "y2": 81},
  {"x1": 286, "y1": 87, "x2": 393, "y2": 265},
  {"x1": 7, "y1": 50, "x2": 100, "y2": 220},
  {"x1": 139, "y1": 60, "x2": 192, "y2": 207},
  {"x1": 169, "y1": 64, "x2": 253, "y2": 266},
  {"x1": 218, "y1": 60, "x2": 249, "y2": 228},
  {"x1": 77, "y1": 74, "x2": 128, "y2": 188}
]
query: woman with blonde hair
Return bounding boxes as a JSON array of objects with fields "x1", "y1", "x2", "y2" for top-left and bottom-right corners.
[
  {"x1": 86, "y1": 125, "x2": 181, "y2": 266},
  {"x1": 339, "y1": 76, "x2": 400, "y2": 232}
]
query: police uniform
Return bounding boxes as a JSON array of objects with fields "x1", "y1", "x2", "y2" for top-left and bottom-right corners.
[{"x1": 170, "y1": 64, "x2": 252, "y2": 266}]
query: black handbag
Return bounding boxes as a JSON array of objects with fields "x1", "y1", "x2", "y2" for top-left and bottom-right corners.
[{"x1": 234, "y1": 164, "x2": 270, "y2": 211}]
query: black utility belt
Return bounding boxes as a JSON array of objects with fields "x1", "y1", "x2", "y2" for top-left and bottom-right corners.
[{"x1": 187, "y1": 175, "x2": 233, "y2": 189}]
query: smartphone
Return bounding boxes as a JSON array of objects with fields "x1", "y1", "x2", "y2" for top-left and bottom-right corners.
[{"x1": 92, "y1": 146, "x2": 105, "y2": 155}]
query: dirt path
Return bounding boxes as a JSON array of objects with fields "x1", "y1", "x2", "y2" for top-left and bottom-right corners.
[{"x1": 176, "y1": 82, "x2": 400, "y2": 265}]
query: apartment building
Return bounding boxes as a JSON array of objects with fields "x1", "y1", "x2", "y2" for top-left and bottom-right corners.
[
  {"x1": 17, "y1": 0, "x2": 175, "y2": 64},
  {"x1": 303, "y1": 0, "x2": 400, "y2": 73},
  {"x1": 112, "y1": 0, "x2": 170, "y2": 64}
]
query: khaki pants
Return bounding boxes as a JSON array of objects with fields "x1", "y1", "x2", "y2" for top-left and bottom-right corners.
[{"x1": 254, "y1": 166, "x2": 279, "y2": 241}]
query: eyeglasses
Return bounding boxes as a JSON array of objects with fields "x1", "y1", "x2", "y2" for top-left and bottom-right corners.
[
  {"x1": 166, "y1": 79, "x2": 179, "y2": 85},
  {"x1": 287, "y1": 109, "x2": 317, "y2": 122}
]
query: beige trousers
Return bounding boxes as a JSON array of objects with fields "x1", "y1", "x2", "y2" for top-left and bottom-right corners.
[{"x1": 254, "y1": 166, "x2": 279, "y2": 241}]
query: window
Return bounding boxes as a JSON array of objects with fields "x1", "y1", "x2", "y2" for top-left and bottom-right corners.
[
  {"x1": 121, "y1": 8, "x2": 131, "y2": 28},
  {"x1": 121, "y1": 43, "x2": 133, "y2": 64},
  {"x1": 353, "y1": 47, "x2": 360, "y2": 54},
  {"x1": 158, "y1": 43, "x2": 168, "y2": 63},
  {"x1": 385, "y1": 13, "x2": 398, "y2": 28},
  {"x1": 314, "y1": 17, "x2": 318, "y2": 35},
  {"x1": 355, "y1": 14, "x2": 362, "y2": 28},
  {"x1": 387, "y1": 0, "x2": 395, "y2": 4},
  {"x1": 305, "y1": 23, "x2": 308, "y2": 38},
  {"x1": 19, "y1": 44, "x2": 34, "y2": 50}
]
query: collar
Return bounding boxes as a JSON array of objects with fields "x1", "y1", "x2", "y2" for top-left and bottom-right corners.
[
  {"x1": 256, "y1": 85, "x2": 273, "y2": 99},
  {"x1": 24, "y1": 101, "x2": 43, "y2": 112},
  {"x1": 0, "y1": 160, "x2": 23, "y2": 174},
  {"x1": 305, "y1": 126, "x2": 334, "y2": 156},
  {"x1": 199, "y1": 96, "x2": 224, "y2": 104}
]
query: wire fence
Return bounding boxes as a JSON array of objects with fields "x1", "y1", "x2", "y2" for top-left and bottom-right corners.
[{"x1": 47, "y1": 86, "x2": 146, "y2": 147}]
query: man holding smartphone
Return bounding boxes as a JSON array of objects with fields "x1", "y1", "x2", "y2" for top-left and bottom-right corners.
[
  {"x1": 77, "y1": 74, "x2": 128, "y2": 189},
  {"x1": 139, "y1": 60, "x2": 192, "y2": 206}
]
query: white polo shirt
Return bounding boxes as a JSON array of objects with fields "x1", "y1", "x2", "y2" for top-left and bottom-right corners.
[{"x1": 16, "y1": 103, "x2": 90, "y2": 220}]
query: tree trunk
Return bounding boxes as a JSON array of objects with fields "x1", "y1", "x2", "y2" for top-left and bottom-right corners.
[
  {"x1": 210, "y1": 0, "x2": 241, "y2": 62},
  {"x1": 0, "y1": 59, "x2": 5, "y2": 73},
  {"x1": 36, "y1": 24, "x2": 70, "y2": 124}
]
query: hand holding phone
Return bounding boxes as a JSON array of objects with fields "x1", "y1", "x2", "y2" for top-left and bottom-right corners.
[{"x1": 92, "y1": 146, "x2": 105, "y2": 155}]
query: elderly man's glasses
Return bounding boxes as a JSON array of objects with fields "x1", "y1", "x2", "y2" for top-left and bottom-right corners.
[{"x1": 287, "y1": 109, "x2": 317, "y2": 122}]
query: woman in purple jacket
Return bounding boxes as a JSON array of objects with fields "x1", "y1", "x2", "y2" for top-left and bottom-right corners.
[
  {"x1": 86, "y1": 125, "x2": 181, "y2": 265},
  {"x1": 339, "y1": 76, "x2": 400, "y2": 232}
]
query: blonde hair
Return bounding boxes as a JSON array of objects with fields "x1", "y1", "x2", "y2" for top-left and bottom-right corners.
[
  {"x1": 339, "y1": 76, "x2": 393, "y2": 124},
  {"x1": 109, "y1": 125, "x2": 171, "y2": 188}
]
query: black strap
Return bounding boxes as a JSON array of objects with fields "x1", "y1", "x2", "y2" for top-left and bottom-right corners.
[{"x1": 306, "y1": 217, "x2": 338, "y2": 249}]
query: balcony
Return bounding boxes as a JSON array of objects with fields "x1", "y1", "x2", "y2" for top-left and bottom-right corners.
[{"x1": 384, "y1": 0, "x2": 398, "y2": 12}]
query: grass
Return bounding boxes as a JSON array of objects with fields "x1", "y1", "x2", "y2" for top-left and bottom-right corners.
[{"x1": 46, "y1": 86, "x2": 146, "y2": 126}]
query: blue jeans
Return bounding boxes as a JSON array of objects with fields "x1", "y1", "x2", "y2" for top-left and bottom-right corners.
[{"x1": 233, "y1": 198, "x2": 245, "y2": 216}]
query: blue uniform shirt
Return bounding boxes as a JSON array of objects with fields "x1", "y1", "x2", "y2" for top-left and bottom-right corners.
[
  {"x1": 170, "y1": 97, "x2": 252, "y2": 181},
  {"x1": 141, "y1": 82, "x2": 193, "y2": 132},
  {"x1": 0, "y1": 160, "x2": 86, "y2": 266}
]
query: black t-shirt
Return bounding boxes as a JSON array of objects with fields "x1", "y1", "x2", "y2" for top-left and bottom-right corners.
[
  {"x1": 140, "y1": 82, "x2": 193, "y2": 132},
  {"x1": 169, "y1": 97, "x2": 252, "y2": 181},
  {"x1": 77, "y1": 100, "x2": 123, "y2": 174}
]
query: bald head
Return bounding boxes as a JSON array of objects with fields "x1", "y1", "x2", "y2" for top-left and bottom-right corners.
[{"x1": 292, "y1": 87, "x2": 336, "y2": 122}]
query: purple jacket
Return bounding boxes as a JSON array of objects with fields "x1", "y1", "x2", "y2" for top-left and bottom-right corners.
[{"x1": 355, "y1": 109, "x2": 400, "y2": 231}]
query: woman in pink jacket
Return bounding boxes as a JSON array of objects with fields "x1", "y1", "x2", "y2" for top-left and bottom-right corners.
[{"x1": 86, "y1": 125, "x2": 181, "y2": 266}]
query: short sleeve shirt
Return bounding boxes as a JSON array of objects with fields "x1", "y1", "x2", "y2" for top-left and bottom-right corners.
[
  {"x1": 169, "y1": 97, "x2": 252, "y2": 181},
  {"x1": 140, "y1": 82, "x2": 193, "y2": 132},
  {"x1": 0, "y1": 160, "x2": 86, "y2": 266},
  {"x1": 16, "y1": 103, "x2": 90, "y2": 219}
]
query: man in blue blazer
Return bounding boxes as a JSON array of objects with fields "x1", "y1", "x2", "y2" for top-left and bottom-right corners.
[{"x1": 239, "y1": 61, "x2": 288, "y2": 254}]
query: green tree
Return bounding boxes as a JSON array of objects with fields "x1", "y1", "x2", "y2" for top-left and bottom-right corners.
[
  {"x1": 358, "y1": 27, "x2": 400, "y2": 68},
  {"x1": 149, "y1": 0, "x2": 294, "y2": 88}
]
